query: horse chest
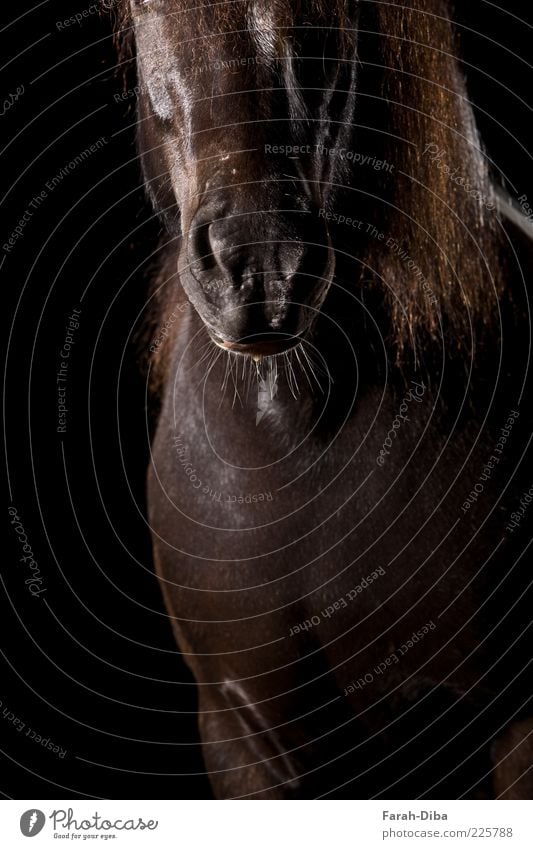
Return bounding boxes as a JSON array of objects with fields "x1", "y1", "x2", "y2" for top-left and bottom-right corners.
[{"x1": 149, "y1": 377, "x2": 505, "y2": 625}]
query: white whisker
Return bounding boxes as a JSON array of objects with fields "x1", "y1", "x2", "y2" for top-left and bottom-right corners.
[
  {"x1": 230, "y1": 356, "x2": 243, "y2": 408},
  {"x1": 284, "y1": 351, "x2": 299, "y2": 399},
  {"x1": 294, "y1": 344, "x2": 314, "y2": 392},
  {"x1": 301, "y1": 343, "x2": 327, "y2": 391}
]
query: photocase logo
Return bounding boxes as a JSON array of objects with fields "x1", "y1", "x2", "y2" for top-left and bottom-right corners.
[{"x1": 20, "y1": 810, "x2": 46, "y2": 837}]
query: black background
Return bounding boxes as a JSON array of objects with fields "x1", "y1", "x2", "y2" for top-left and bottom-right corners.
[{"x1": 1, "y1": 0, "x2": 533, "y2": 799}]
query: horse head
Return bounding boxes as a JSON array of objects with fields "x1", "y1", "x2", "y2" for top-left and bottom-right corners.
[{"x1": 130, "y1": 0, "x2": 358, "y2": 356}]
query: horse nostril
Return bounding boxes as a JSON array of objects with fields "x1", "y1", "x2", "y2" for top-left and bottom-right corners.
[
  {"x1": 187, "y1": 219, "x2": 216, "y2": 275},
  {"x1": 207, "y1": 220, "x2": 248, "y2": 286},
  {"x1": 188, "y1": 214, "x2": 247, "y2": 284}
]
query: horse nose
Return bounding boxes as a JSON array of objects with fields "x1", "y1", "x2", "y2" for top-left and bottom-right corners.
[
  {"x1": 185, "y1": 207, "x2": 334, "y2": 342},
  {"x1": 188, "y1": 214, "x2": 283, "y2": 284},
  {"x1": 188, "y1": 214, "x2": 330, "y2": 288}
]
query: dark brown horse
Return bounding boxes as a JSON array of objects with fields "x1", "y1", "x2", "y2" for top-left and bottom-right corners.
[{"x1": 111, "y1": 0, "x2": 533, "y2": 798}]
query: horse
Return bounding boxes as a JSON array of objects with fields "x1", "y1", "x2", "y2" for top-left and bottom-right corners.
[{"x1": 110, "y1": 0, "x2": 533, "y2": 798}]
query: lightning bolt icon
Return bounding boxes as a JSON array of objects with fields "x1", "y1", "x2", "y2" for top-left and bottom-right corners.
[{"x1": 28, "y1": 811, "x2": 38, "y2": 833}]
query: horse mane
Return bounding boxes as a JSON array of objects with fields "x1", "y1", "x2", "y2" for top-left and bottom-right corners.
[
  {"x1": 105, "y1": 0, "x2": 507, "y2": 372},
  {"x1": 359, "y1": 0, "x2": 505, "y2": 359}
]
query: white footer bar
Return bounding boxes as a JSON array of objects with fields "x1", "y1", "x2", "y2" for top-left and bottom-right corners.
[{"x1": 2, "y1": 800, "x2": 532, "y2": 848}]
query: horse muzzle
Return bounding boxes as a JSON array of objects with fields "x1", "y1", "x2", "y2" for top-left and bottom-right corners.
[{"x1": 180, "y1": 205, "x2": 335, "y2": 356}]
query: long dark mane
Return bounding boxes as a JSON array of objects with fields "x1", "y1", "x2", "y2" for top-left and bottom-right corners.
[
  {"x1": 107, "y1": 0, "x2": 507, "y2": 375},
  {"x1": 363, "y1": 0, "x2": 504, "y2": 355}
]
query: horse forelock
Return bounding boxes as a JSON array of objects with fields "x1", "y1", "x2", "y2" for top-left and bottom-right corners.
[
  {"x1": 110, "y1": 0, "x2": 355, "y2": 28},
  {"x1": 109, "y1": 0, "x2": 357, "y2": 70}
]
